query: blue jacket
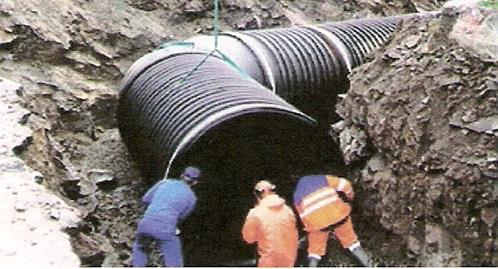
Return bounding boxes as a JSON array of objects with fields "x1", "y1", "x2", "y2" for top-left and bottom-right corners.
[{"x1": 138, "y1": 179, "x2": 197, "y2": 239}]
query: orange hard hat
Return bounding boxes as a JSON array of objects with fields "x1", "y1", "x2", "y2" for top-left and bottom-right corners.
[{"x1": 254, "y1": 180, "x2": 276, "y2": 192}]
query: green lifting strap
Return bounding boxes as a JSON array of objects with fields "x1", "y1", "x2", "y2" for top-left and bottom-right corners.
[
  {"x1": 155, "y1": 0, "x2": 251, "y2": 88},
  {"x1": 156, "y1": 41, "x2": 194, "y2": 51},
  {"x1": 178, "y1": 0, "x2": 250, "y2": 83},
  {"x1": 213, "y1": 0, "x2": 220, "y2": 48},
  {"x1": 217, "y1": 50, "x2": 250, "y2": 79}
]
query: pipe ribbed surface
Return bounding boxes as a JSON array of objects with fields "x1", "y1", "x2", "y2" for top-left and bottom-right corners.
[
  {"x1": 185, "y1": 15, "x2": 419, "y2": 102},
  {"x1": 318, "y1": 16, "x2": 403, "y2": 67},
  {"x1": 240, "y1": 27, "x2": 347, "y2": 99},
  {"x1": 118, "y1": 13, "x2": 437, "y2": 177},
  {"x1": 188, "y1": 27, "x2": 350, "y2": 99},
  {"x1": 118, "y1": 50, "x2": 316, "y2": 177}
]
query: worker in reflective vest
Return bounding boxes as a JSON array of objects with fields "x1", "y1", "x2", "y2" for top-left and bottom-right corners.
[
  {"x1": 293, "y1": 175, "x2": 371, "y2": 267},
  {"x1": 242, "y1": 180, "x2": 299, "y2": 267}
]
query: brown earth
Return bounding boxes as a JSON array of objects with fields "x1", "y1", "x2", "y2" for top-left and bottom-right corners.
[
  {"x1": 4, "y1": 0, "x2": 496, "y2": 267},
  {"x1": 335, "y1": 4, "x2": 497, "y2": 266}
]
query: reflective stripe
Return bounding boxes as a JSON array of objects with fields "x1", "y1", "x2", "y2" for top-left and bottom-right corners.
[
  {"x1": 337, "y1": 178, "x2": 348, "y2": 192},
  {"x1": 299, "y1": 196, "x2": 339, "y2": 218},
  {"x1": 348, "y1": 241, "x2": 361, "y2": 251},
  {"x1": 302, "y1": 188, "x2": 336, "y2": 207},
  {"x1": 308, "y1": 253, "x2": 322, "y2": 260}
]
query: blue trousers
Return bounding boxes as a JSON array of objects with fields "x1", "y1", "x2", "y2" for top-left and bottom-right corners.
[{"x1": 132, "y1": 233, "x2": 183, "y2": 267}]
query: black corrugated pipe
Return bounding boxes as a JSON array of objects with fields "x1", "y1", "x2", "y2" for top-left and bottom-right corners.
[
  {"x1": 118, "y1": 14, "x2": 435, "y2": 178},
  {"x1": 183, "y1": 15, "x2": 417, "y2": 125},
  {"x1": 186, "y1": 15, "x2": 417, "y2": 97},
  {"x1": 187, "y1": 25, "x2": 351, "y2": 101},
  {"x1": 118, "y1": 47, "x2": 317, "y2": 178},
  {"x1": 316, "y1": 15, "x2": 408, "y2": 67},
  {"x1": 117, "y1": 13, "x2": 439, "y2": 265}
]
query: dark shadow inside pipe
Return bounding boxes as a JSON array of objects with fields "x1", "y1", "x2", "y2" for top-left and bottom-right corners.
[
  {"x1": 165, "y1": 112, "x2": 344, "y2": 266},
  {"x1": 288, "y1": 89, "x2": 347, "y2": 126}
]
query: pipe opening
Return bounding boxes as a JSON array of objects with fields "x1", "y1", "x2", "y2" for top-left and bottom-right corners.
[{"x1": 165, "y1": 112, "x2": 342, "y2": 265}]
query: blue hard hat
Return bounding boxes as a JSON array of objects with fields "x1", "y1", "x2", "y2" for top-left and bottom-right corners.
[{"x1": 182, "y1": 166, "x2": 201, "y2": 181}]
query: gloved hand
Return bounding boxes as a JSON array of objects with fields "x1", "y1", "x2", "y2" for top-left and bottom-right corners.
[
  {"x1": 337, "y1": 190, "x2": 354, "y2": 203},
  {"x1": 346, "y1": 190, "x2": 354, "y2": 201},
  {"x1": 175, "y1": 228, "x2": 181, "y2": 235}
]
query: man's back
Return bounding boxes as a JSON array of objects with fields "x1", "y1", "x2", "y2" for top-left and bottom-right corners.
[
  {"x1": 293, "y1": 175, "x2": 352, "y2": 231},
  {"x1": 243, "y1": 194, "x2": 298, "y2": 266},
  {"x1": 143, "y1": 180, "x2": 196, "y2": 232},
  {"x1": 293, "y1": 175, "x2": 329, "y2": 205}
]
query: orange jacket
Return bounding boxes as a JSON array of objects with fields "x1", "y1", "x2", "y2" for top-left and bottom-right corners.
[
  {"x1": 294, "y1": 175, "x2": 354, "y2": 232},
  {"x1": 242, "y1": 194, "x2": 298, "y2": 267}
]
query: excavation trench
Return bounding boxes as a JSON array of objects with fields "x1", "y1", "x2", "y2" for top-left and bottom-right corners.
[
  {"x1": 117, "y1": 14, "x2": 429, "y2": 266},
  {"x1": 6, "y1": 1, "x2": 497, "y2": 267}
]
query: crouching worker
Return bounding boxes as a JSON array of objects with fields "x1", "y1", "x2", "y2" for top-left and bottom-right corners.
[
  {"x1": 242, "y1": 180, "x2": 299, "y2": 267},
  {"x1": 293, "y1": 175, "x2": 371, "y2": 267},
  {"x1": 132, "y1": 166, "x2": 201, "y2": 267}
]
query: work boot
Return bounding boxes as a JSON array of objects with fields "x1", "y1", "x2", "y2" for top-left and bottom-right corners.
[
  {"x1": 307, "y1": 257, "x2": 320, "y2": 267},
  {"x1": 351, "y1": 246, "x2": 372, "y2": 267}
]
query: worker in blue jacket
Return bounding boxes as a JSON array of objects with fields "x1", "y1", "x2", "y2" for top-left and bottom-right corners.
[{"x1": 132, "y1": 166, "x2": 201, "y2": 267}]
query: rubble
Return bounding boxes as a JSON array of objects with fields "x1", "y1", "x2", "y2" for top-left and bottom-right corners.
[
  {"x1": 88, "y1": 169, "x2": 117, "y2": 190},
  {"x1": 0, "y1": 78, "x2": 80, "y2": 266},
  {"x1": 330, "y1": 120, "x2": 368, "y2": 164},
  {"x1": 454, "y1": 115, "x2": 498, "y2": 134},
  {"x1": 335, "y1": 3, "x2": 497, "y2": 266}
]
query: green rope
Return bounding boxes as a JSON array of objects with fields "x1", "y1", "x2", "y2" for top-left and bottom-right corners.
[
  {"x1": 180, "y1": 0, "x2": 250, "y2": 83},
  {"x1": 214, "y1": 0, "x2": 220, "y2": 48},
  {"x1": 180, "y1": 50, "x2": 215, "y2": 83},
  {"x1": 156, "y1": 41, "x2": 194, "y2": 51},
  {"x1": 181, "y1": 0, "x2": 221, "y2": 83}
]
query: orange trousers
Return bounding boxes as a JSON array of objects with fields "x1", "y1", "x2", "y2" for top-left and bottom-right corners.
[
  {"x1": 307, "y1": 217, "x2": 358, "y2": 257},
  {"x1": 258, "y1": 252, "x2": 296, "y2": 267}
]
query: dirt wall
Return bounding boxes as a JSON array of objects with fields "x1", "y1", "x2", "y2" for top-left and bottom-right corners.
[{"x1": 335, "y1": 4, "x2": 497, "y2": 266}]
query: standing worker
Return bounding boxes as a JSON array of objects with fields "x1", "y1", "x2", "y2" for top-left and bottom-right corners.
[
  {"x1": 132, "y1": 166, "x2": 201, "y2": 267},
  {"x1": 242, "y1": 180, "x2": 299, "y2": 267},
  {"x1": 293, "y1": 175, "x2": 371, "y2": 267}
]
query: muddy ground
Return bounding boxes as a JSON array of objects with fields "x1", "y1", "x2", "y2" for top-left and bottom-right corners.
[{"x1": 0, "y1": 0, "x2": 496, "y2": 267}]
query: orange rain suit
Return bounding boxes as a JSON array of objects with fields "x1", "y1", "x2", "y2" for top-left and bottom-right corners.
[
  {"x1": 293, "y1": 175, "x2": 358, "y2": 258},
  {"x1": 242, "y1": 194, "x2": 299, "y2": 267}
]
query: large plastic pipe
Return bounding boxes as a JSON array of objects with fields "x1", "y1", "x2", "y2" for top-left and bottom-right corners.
[
  {"x1": 118, "y1": 14, "x2": 432, "y2": 177},
  {"x1": 317, "y1": 16, "x2": 404, "y2": 67},
  {"x1": 118, "y1": 49, "x2": 316, "y2": 177},
  {"x1": 186, "y1": 16, "x2": 411, "y2": 96}
]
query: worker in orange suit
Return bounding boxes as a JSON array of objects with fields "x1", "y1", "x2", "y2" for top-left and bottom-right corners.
[
  {"x1": 293, "y1": 175, "x2": 371, "y2": 267},
  {"x1": 242, "y1": 180, "x2": 299, "y2": 267}
]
